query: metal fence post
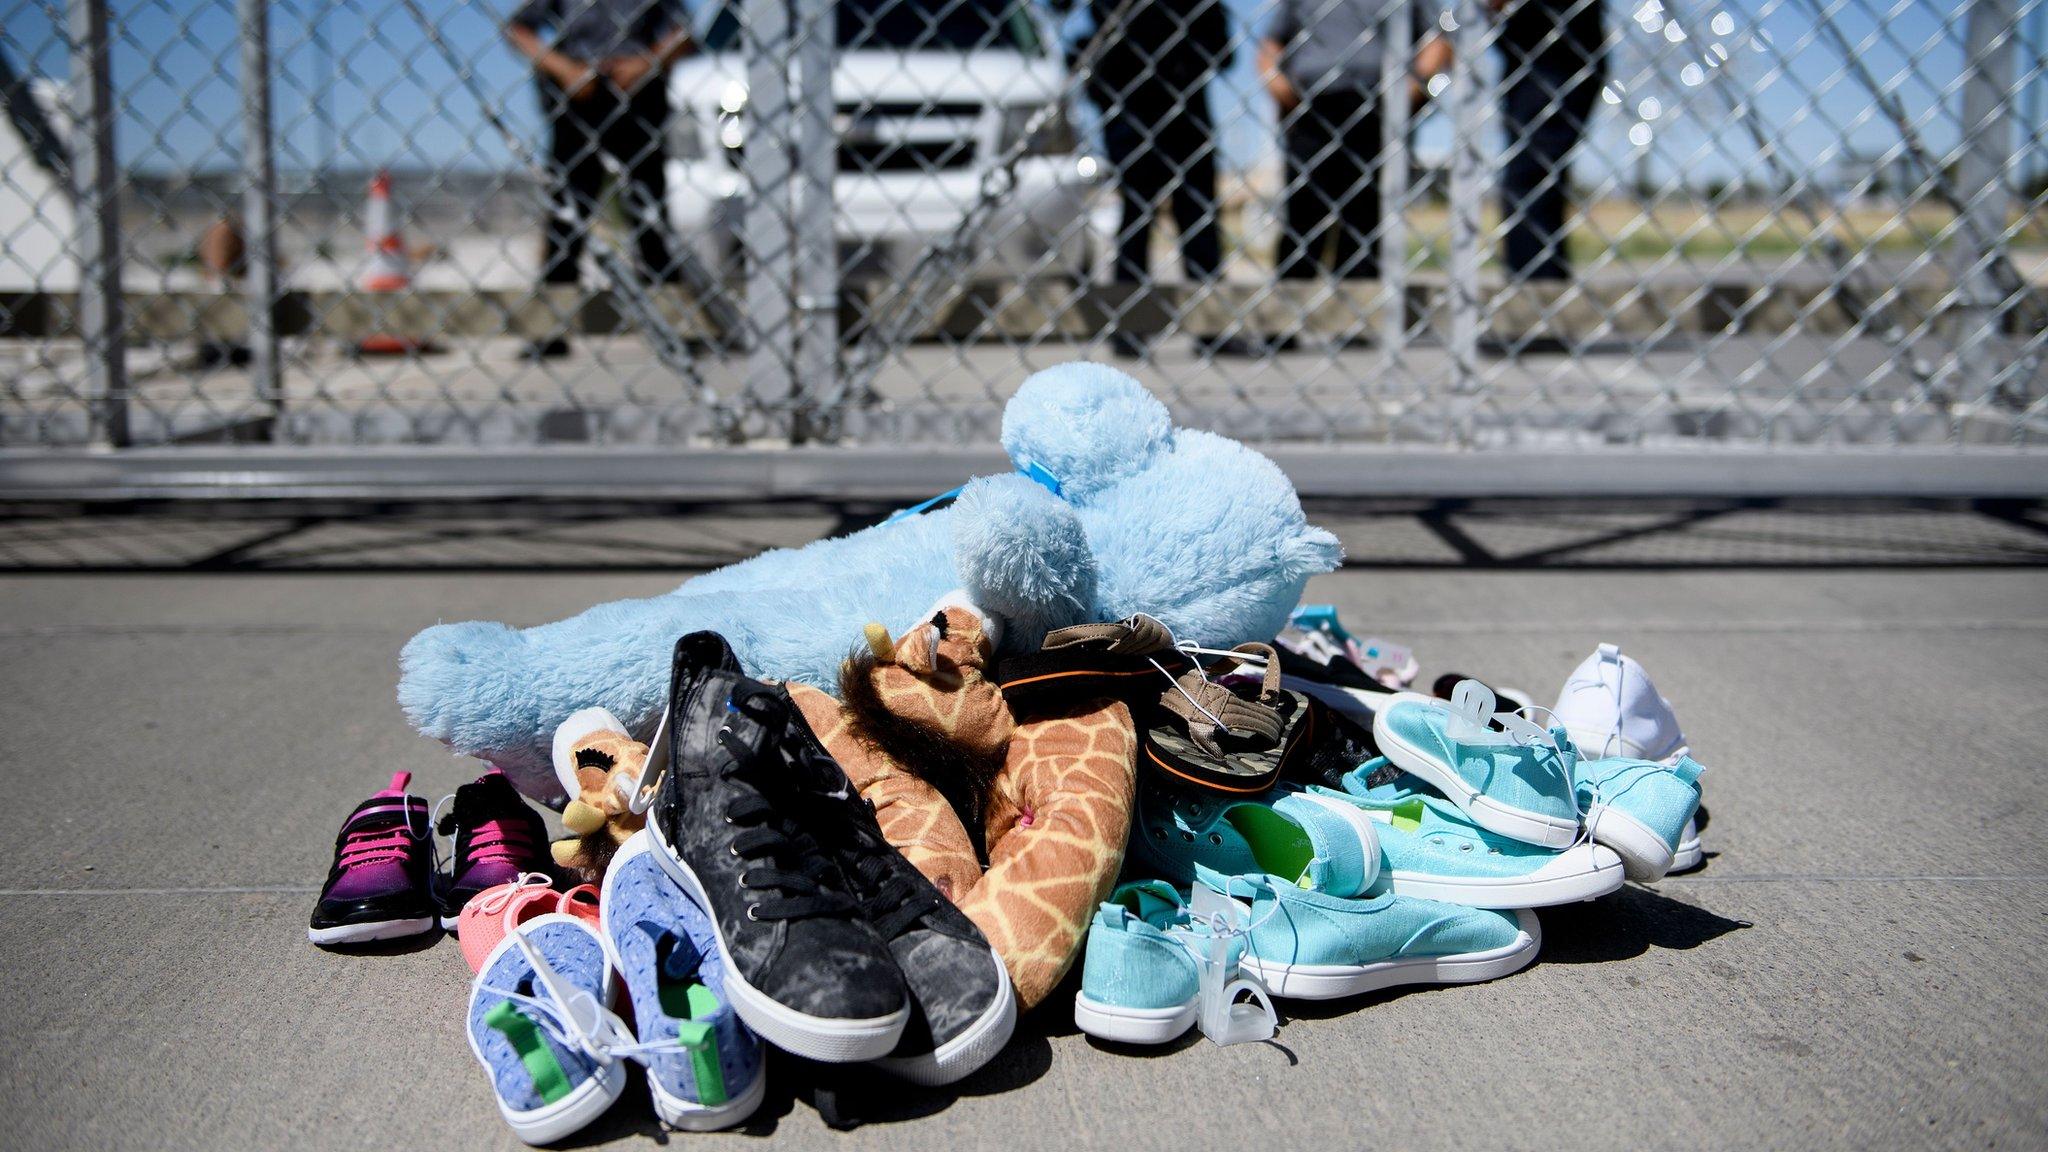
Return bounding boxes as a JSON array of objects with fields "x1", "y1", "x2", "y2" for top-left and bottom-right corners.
[
  {"x1": 1951, "y1": 0, "x2": 2021, "y2": 406},
  {"x1": 1380, "y1": 0, "x2": 1413, "y2": 362},
  {"x1": 238, "y1": 0, "x2": 283, "y2": 437},
  {"x1": 68, "y1": 0, "x2": 127, "y2": 448},
  {"x1": 790, "y1": 0, "x2": 838, "y2": 442},
  {"x1": 742, "y1": 0, "x2": 798, "y2": 440},
  {"x1": 1445, "y1": 0, "x2": 1487, "y2": 437}
]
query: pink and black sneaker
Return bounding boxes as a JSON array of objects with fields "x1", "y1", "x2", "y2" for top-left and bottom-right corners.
[
  {"x1": 437, "y1": 770, "x2": 553, "y2": 930},
  {"x1": 309, "y1": 771, "x2": 437, "y2": 947}
]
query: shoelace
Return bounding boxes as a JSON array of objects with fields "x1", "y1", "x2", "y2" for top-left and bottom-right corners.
[
  {"x1": 335, "y1": 802, "x2": 429, "y2": 872},
  {"x1": 716, "y1": 690, "x2": 857, "y2": 923},
  {"x1": 435, "y1": 791, "x2": 541, "y2": 871},
  {"x1": 836, "y1": 821, "x2": 942, "y2": 940},
  {"x1": 469, "y1": 871, "x2": 556, "y2": 917}
]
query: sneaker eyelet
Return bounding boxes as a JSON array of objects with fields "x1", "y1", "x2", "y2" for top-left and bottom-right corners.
[
  {"x1": 745, "y1": 904, "x2": 760, "y2": 922},
  {"x1": 1153, "y1": 828, "x2": 1167, "y2": 840},
  {"x1": 1209, "y1": 834, "x2": 1223, "y2": 845},
  {"x1": 729, "y1": 843, "x2": 740, "y2": 856},
  {"x1": 1181, "y1": 832, "x2": 1195, "y2": 842},
  {"x1": 1459, "y1": 843, "x2": 1473, "y2": 852}
]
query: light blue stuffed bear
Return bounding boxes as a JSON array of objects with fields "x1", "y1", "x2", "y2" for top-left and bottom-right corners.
[{"x1": 398, "y1": 363, "x2": 1343, "y2": 801}]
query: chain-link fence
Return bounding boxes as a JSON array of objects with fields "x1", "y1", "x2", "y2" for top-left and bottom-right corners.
[{"x1": 0, "y1": 0, "x2": 2043, "y2": 490}]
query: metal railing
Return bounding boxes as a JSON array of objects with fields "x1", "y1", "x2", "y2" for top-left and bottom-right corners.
[{"x1": 0, "y1": 0, "x2": 2043, "y2": 497}]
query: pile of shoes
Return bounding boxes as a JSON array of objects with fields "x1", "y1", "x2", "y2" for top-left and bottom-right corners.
[
  {"x1": 313, "y1": 600, "x2": 1711, "y2": 1137},
  {"x1": 312, "y1": 361, "x2": 1722, "y2": 1134},
  {"x1": 1070, "y1": 607, "x2": 1710, "y2": 1049}
]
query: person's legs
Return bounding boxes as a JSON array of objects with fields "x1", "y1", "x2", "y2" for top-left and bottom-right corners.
[
  {"x1": 1500, "y1": 68, "x2": 1591, "y2": 282},
  {"x1": 539, "y1": 82, "x2": 606, "y2": 288},
  {"x1": 1102, "y1": 103, "x2": 1167, "y2": 285},
  {"x1": 1321, "y1": 91, "x2": 1380, "y2": 281},
  {"x1": 1163, "y1": 97, "x2": 1223, "y2": 283},
  {"x1": 1277, "y1": 97, "x2": 1337, "y2": 281},
  {"x1": 606, "y1": 83, "x2": 681, "y2": 284}
]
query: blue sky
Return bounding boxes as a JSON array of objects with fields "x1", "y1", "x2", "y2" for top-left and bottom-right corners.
[{"x1": 2, "y1": 0, "x2": 2037, "y2": 186}]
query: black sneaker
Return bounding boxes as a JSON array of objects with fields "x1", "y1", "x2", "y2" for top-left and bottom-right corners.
[
  {"x1": 782, "y1": 704, "x2": 1016, "y2": 1085},
  {"x1": 307, "y1": 771, "x2": 438, "y2": 946},
  {"x1": 434, "y1": 769, "x2": 552, "y2": 929},
  {"x1": 648, "y1": 631, "x2": 910, "y2": 1063}
]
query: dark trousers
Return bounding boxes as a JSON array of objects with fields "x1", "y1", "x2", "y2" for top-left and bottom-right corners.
[
  {"x1": 1277, "y1": 89, "x2": 1381, "y2": 281},
  {"x1": 539, "y1": 78, "x2": 678, "y2": 286},
  {"x1": 1499, "y1": 67, "x2": 1597, "y2": 282},
  {"x1": 1098, "y1": 89, "x2": 1223, "y2": 283}
]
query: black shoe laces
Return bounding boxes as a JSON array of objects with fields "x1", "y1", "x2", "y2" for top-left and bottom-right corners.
[
  {"x1": 716, "y1": 689, "x2": 858, "y2": 923},
  {"x1": 785, "y1": 736, "x2": 943, "y2": 941}
]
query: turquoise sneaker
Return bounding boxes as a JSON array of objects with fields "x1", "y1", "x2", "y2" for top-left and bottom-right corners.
[
  {"x1": 1576, "y1": 755, "x2": 1706, "y2": 882},
  {"x1": 1193, "y1": 864, "x2": 1539, "y2": 1000},
  {"x1": 1373, "y1": 681, "x2": 1581, "y2": 848},
  {"x1": 1311, "y1": 759, "x2": 1624, "y2": 908},
  {"x1": 1127, "y1": 781, "x2": 1381, "y2": 897},
  {"x1": 1072, "y1": 881, "x2": 1243, "y2": 1045}
]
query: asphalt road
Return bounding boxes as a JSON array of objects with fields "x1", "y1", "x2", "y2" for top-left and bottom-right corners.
[{"x1": 2, "y1": 510, "x2": 2044, "y2": 1150}]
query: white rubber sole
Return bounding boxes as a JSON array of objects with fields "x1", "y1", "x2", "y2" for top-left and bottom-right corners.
[
  {"x1": 1072, "y1": 994, "x2": 1198, "y2": 1046},
  {"x1": 871, "y1": 950, "x2": 1018, "y2": 1085},
  {"x1": 465, "y1": 917, "x2": 627, "y2": 1146},
  {"x1": 1238, "y1": 908, "x2": 1542, "y2": 1000},
  {"x1": 1669, "y1": 819, "x2": 1704, "y2": 873},
  {"x1": 306, "y1": 916, "x2": 437, "y2": 946},
  {"x1": 493, "y1": 1060, "x2": 628, "y2": 1146},
  {"x1": 648, "y1": 814, "x2": 909, "y2": 1063},
  {"x1": 650, "y1": 1059, "x2": 768, "y2": 1132},
  {"x1": 1384, "y1": 844, "x2": 1625, "y2": 909},
  {"x1": 1584, "y1": 802, "x2": 1677, "y2": 882},
  {"x1": 1374, "y1": 709, "x2": 1581, "y2": 849}
]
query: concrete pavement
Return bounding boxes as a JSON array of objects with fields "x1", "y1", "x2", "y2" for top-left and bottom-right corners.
[{"x1": 2, "y1": 511, "x2": 2045, "y2": 1150}]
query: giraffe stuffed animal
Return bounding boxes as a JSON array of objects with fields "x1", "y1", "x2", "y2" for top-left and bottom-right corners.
[
  {"x1": 545, "y1": 707, "x2": 652, "y2": 883},
  {"x1": 789, "y1": 602, "x2": 1137, "y2": 1012}
]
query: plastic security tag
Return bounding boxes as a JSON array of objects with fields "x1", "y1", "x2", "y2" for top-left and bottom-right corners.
[
  {"x1": 1176, "y1": 887, "x2": 1276, "y2": 1047},
  {"x1": 1444, "y1": 679, "x2": 1502, "y2": 742},
  {"x1": 621, "y1": 703, "x2": 671, "y2": 816},
  {"x1": 514, "y1": 930, "x2": 619, "y2": 1062}
]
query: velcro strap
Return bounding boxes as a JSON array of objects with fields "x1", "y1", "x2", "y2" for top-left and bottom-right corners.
[
  {"x1": 1041, "y1": 614, "x2": 1174, "y2": 655},
  {"x1": 1160, "y1": 675, "x2": 1284, "y2": 756}
]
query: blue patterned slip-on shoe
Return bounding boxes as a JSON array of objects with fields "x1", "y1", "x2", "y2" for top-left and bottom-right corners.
[
  {"x1": 1194, "y1": 863, "x2": 1540, "y2": 1001},
  {"x1": 1575, "y1": 755, "x2": 1705, "y2": 882},
  {"x1": 600, "y1": 830, "x2": 766, "y2": 1131},
  {"x1": 1073, "y1": 881, "x2": 1253, "y2": 1045},
  {"x1": 466, "y1": 913, "x2": 628, "y2": 1145},
  {"x1": 1373, "y1": 681, "x2": 1581, "y2": 848},
  {"x1": 1310, "y1": 759, "x2": 1624, "y2": 908},
  {"x1": 1128, "y1": 780, "x2": 1380, "y2": 896}
]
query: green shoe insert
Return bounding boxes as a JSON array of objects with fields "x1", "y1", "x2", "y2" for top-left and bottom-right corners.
[
  {"x1": 656, "y1": 935, "x2": 730, "y2": 1107},
  {"x1": 483, "y1": 999, "x2": 574, "y2": 1105},
  {"x1": 1223, "y1": 803, "x2": 1316, "y2": 886}
]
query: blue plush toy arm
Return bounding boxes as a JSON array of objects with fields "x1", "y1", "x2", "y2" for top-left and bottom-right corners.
[{"x1": 951, "y1": 472, "x2": 1098, "y2": 652}]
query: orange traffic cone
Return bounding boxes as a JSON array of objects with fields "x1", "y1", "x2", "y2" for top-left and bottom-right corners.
[{"x1": 354, "y1": 170, "x2": 430, "y2": 356}]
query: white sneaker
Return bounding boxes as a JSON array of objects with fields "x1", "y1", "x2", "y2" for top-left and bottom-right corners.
[{"x1": 1551, "y1": 643, "x2": 1689, "y2": 763}]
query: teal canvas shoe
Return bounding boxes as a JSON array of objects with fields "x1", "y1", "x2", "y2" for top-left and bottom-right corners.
[
  {"x1": 1073, "y1": 881, "x2": 1263, "y2": 1045},
  {"x1": 1575, "y1": 755, "x2": 1705, "y2": 882},
  {"x1": 1127, "y1": 781, "x2": 1380, "y2": 896},
  {"x1": 1373, "y1": 681, "x2": 1581, "y2": 848},
  {"x1": 1310, "y1": 759, "x2": 1624, "y2": 908},
  {"x1": 1193, "y1": 864, "x2": 1539, "y2": 1000}
]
